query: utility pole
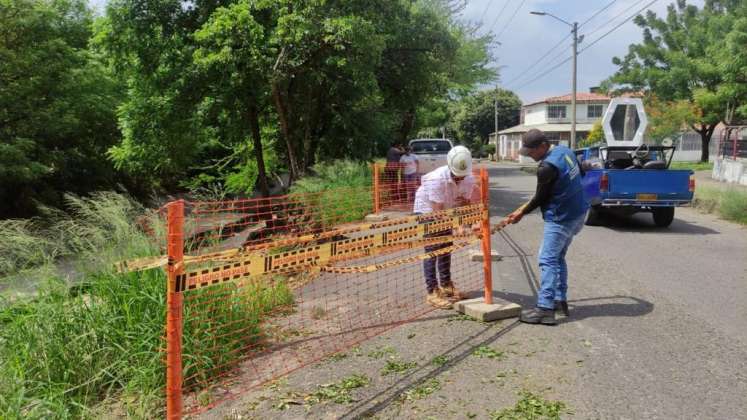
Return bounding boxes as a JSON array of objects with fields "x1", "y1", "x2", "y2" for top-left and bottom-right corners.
[
  {"x1": 571, "y1": 21, "x2": 578, "y2": 150},
  {"x1": 530, "y1": 11, "x2": 583, "y2": 149}
]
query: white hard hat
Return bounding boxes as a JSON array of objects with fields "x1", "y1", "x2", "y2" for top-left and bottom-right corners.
[{"x1": 447, "y1": 145, "x2": 472, "y2": 177}]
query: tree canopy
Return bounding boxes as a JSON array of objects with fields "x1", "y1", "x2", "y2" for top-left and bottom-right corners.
[{"x1": 604, "y1": 0, "x2": 746, "y2": 161}]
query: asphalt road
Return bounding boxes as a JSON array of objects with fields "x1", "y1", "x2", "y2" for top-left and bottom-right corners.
[{"x1": 211, "y1": 163, "x2": 747, "y2": 420}]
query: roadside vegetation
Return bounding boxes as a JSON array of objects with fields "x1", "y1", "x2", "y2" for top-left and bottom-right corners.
[
  {"x1": 0, "y1": 193, "x2": 292, "y2": 418},
  {"x1": 669, "y1": 161, "x2": 714, "y2": 172},
  {"x1": 693, "y1": 186, "x2": 747, "y2": 225}
]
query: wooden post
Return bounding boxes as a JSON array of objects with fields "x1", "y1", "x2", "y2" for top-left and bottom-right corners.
[
  {"x1": 480, "y1": 168, "x2": 493, "y2": 304},
  {"x1": 373, "y1": 163, "x2": 381, "y2": 214},
  {"x1": 166, "y1": 200, "x2": 185, "y2": 420}
]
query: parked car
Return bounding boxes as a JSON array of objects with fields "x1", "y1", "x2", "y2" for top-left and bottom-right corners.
[
  {"x1": 577, "y1": 144, "x2": 694, "y2": 227},
  {"x1": 408, "y1": 138, "x2": 453, "y2": 174}
]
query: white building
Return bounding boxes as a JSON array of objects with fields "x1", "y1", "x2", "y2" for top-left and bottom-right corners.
[{"x1": 490, "y1": 91, "x2": 611, "y2": 162}]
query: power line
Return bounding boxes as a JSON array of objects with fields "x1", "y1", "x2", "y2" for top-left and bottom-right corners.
[
  {"x1": 479, "y1": 0, "x2": 495, "y2": 24},
  {"x1": 486, "y1": 0, "x2": 511, "y2": 34},
  {"x1": 585, "y1": 0, "x2": 649, "y2": 38},
  {"x1": 494, "y1": 0, "x2": 528, "y2": 41},
  {"x1": 502, "y1": 0, "x2": 614, "y2": 88},
  {"x1": 502, "y1": 33, "x2": 571, "y2": 87},
  {"x1": 580, "y1": 0, "x2": 659, "y2": 53},
  {"x1": 580, "y1": 0, "x2": 619, "y2": 28},
  {"x1": 511, "y1": 0, "x2": 660, "y2": 91}
]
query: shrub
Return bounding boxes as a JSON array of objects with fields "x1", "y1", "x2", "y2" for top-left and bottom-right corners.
[
  {"x1": 0, "y1": 192, "x2": 293, "y2": 418},
  {"x1": 290, "y1": 160, "x2": 373, "y2": 226}
]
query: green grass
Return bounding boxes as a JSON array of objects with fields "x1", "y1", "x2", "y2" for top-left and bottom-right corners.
[
  {"x1": 693, "y1": 186, "x2": 747, "y2": 225},
  {"x1": 489, "y1": 391, "x2": 569, "y2": 420},
  {"x1": 367, "y1": 346, "x2": 397, "y2": 359},
  {"x1": 290, "y1": 160, "x2": 373, "y2": 226},
  {"x1": 669, "y1": 161, "x2": 714, "y2": 171},
  {"x1": 0, "y1": 192, "x2": 293, "y2": 419}
]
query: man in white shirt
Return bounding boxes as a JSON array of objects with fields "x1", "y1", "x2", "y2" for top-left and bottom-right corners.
[
  {"x1": 399, "y1": 146, "x2": 419, "y2": 202},
  {"x1": 413, "y1": 145, "x2": 479, "y2": 309}
]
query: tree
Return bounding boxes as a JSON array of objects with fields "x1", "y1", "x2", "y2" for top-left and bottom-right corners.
[
  {"x1": 0, "y1": 0, "x2": 122, "y2": 217},
  {"x1": 450, "y1": 88, "x2": 520, "y2": 150},
  {"x1": 578, "y1": 120, "x2": 604, "y2": 148},
  {"x1": 605, "y1": 0, "x2": 742, "y2": 162},
  {"x1": 643, "y1": 95, "x2": 699, "y2": 142}
]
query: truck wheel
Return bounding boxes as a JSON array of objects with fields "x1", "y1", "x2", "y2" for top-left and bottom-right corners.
[
  {"x1": 585, "y1": 205, "x2": 604, "y2": 226},
  {"x1": 652, "y1": 207, "x2": 675, "y2": 227}
]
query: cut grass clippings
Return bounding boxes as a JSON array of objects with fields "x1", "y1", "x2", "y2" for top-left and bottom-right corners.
[
  {"x1": 472, "y1": 346, "x2": 506, "y2": 360},
  {"x1": 692, "y1": 186, "x2": 747, "y2": 225},
  {"x1": 381, "y1": 359, "x2": 418, "y2": 376},
  {"x1": 306, "y1": 374, "x2": 370, "y2": 405},
  {"x1": 489, "y1": 390, "x2": 569, "y2": 420}
]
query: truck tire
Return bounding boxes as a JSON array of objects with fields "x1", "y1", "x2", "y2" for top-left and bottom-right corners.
[
  {"x1": 652, "y1": 207, "x2": 675, "y2": 227},
  {"x1": 585, "y1": 205, "x2": 604, "y2": 226}
]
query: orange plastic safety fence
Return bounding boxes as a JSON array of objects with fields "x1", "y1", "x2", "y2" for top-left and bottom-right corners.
[{"x1": 164, "y1": 169, "x2": 490, "y2": 417}]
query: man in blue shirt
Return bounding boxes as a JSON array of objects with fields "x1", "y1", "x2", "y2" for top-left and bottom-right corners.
[{"x1": 508, "y1": 129, "x2": 588, "y2": 325}]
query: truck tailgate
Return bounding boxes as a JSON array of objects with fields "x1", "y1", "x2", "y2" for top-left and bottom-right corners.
[{"x1": 606, "y1": 169, "x2": 693, "y2": 202}]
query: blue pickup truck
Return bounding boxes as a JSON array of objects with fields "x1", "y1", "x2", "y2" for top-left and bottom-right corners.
[{"x1": 576, "y1": 143, "x2": 695, "y2": 227}]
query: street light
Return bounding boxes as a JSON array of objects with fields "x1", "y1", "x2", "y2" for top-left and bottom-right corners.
[{"x1": 530, "y1": 11, "x2": 582, "y2": 150}]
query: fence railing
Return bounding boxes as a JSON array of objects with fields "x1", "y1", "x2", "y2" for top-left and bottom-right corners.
[
  {"x1": 717, "y1": 126, "x2": 747, "y2": 160},
  {"x1": 161, "y1": 167, "x2": 495, "y2": 418}
]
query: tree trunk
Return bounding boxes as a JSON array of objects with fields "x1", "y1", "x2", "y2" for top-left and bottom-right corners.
[
  {"x1": 692, "y1": 123, "x2": 717, "y2": 163},
  {"x1": 272, "y1": 81, "x2": 299, "y2": 180},
  {"x1": 398, "y1": 107, "x2": 416, "y2": 145},
  {"x1": 248, "y1": 103, "x2": 270, "y2": 197}
]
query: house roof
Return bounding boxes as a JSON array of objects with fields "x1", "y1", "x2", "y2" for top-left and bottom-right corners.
[
  {"x1": 524, "y1": 92, "x2": 610, "y2": 107},
  {"x1": 497, "y1": 123, "x2": 597, "y2": 135}
]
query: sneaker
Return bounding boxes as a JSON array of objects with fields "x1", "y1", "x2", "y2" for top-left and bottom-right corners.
[
  {"x1": 440, "y1": 283, "x2": 468, "y2": 301},
  {"x1": 519, "y1": 307, "x2": 556, "y2": 325},
  {"x1": 554, "y1": 301, "x2": 569, "y2": 317},
  {"x1": 426, "y1": 289, "x2": 453, "y2": 309}
]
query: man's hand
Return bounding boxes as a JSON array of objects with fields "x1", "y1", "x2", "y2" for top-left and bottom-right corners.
[
  {"x1": 507, "y1": 209, "x2": 524, "y2": 224},
  {"x1": 455, "y1": 196, "x2": 470, "y2": 207}
]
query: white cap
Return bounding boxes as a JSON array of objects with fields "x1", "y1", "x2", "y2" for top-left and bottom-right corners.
[{"x1": 446, "y1": 145, "x2": 472, "y2": 177}]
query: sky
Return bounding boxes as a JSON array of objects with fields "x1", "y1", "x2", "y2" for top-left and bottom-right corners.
[
  {"x1": 462, "y1": 0, "x2": 704, "y2": 103},
  {"x1": 88, "y1": 0, "x2": 704, "y2": 104}
]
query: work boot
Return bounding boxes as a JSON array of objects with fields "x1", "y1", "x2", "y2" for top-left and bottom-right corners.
[
  {"x1": 554, "y1": 301, "x2": 570, "y2": 317},
  {"x1": 519, "y1": 307, "x2": 556, "y2": 325},
  {"x1": 440, "y1": 283, "x2": 468, "y2": 302},
  {"x1": 426, "y1": 289, "x2": 453, "y2": 309}
]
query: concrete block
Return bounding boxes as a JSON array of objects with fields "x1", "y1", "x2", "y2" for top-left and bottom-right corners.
[
  {"x1": 469, "y1": 250, "x2": 503, "y2": 262},
  {"x1": 454, "y1": 297, "x2": 521, "y2": 322},
  {"x1": 364, "y1": 213, "x2": 389, "y2": 222}
]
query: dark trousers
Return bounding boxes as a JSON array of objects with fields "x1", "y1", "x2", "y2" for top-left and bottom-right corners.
[{"x1": 423, "y1": 229, "x2": 453, "y2": 293}]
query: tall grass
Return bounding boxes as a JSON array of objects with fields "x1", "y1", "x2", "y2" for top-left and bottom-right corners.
[
  {"x1": 693, "y1": 186, "x2": 747, "y2": 225},
  {"x1": 0, "y1": 192, "x2": 294, "y2": 418},
  {"x1": 290, "y1": 160, "x2": 373, "y2": 225}
]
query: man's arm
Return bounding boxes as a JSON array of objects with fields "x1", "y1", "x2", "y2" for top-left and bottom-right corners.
[{"x1": 508, "y1": 162, "x2": 558, "y2": 223}]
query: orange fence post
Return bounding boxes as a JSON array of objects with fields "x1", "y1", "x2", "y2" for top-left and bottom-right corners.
[
  {"x1": 166, "y1": 200, "x2": 185, "y2": 420},
  {"x1": 373, "y1": 163, "x2": 381, "y2": 214},
  {"x1": 480, "y1": 168, "x2": 493, "y2": 305}
]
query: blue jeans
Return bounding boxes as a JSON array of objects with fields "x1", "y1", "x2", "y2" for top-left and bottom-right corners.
[
  {"x1": 536, "y1": 215, "x2": 585, "y2": 309},
  {"x1": 423, "y1": 229, "x2": 452, "y2": 293}
]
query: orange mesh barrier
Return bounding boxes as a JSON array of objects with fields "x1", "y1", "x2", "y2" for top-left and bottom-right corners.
[{"x1": 162, "y1": 167, "x2": 493, "y2": 418}]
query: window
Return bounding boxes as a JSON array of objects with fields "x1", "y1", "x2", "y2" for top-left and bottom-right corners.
[
  {"x1": 547, "y1": 105, "x2": 566, "y2": 119},
  {"x1": 410, "y1": 140, "x2": 452, "y2": 155},
  {"x1": 587, "y1": 104, "x2": 604, "y2": 118}
]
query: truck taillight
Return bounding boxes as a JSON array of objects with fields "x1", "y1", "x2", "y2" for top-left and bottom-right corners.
[
  {"x1": 600, "y1": 173, "x2": 609, "y2": 192},
  {"x1": 689, "y1": 175, "x2": 695, "y2": 192}
]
